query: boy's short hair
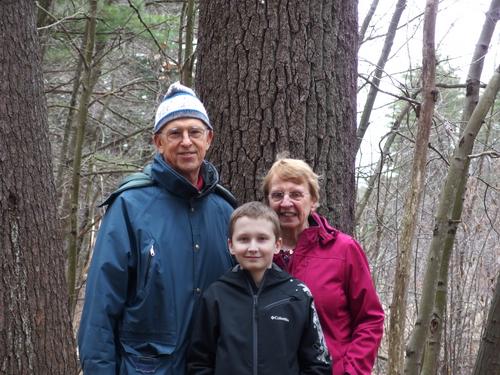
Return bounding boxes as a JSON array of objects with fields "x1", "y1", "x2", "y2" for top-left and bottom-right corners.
[{"x1": 228, "y1": 201, "x2": 281, "y2": 240}]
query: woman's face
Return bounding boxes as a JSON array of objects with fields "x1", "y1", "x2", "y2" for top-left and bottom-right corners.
[{"x1": 267, "y1": 176, "x2": 317, "y2": 235}]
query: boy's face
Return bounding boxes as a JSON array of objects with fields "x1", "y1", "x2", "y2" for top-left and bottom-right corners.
[{"x1": 228, "y1": 217, "x2": 282, "y2": 279}]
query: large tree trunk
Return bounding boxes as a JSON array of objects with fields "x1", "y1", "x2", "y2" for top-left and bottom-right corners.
[
  {"x1": 0, "y1": 1, "x2": 78, "y2": 373},
  {"x1": 387, "y1": 1, "x2": 439, "y2": 374},
  {"x1": 196, "y1": 0, "x2": 358, "y2": 234}
]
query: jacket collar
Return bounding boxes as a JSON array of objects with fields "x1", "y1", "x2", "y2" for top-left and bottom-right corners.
[
  {"x1": 298, "y1": 212, "x2": 338, "y2": 248},
  {"x1": 221, "y1": 263, "x2": 290, "y2": 291},
  {"x1": 151, "y1": 153, "x2": 219, "y2": 200}
]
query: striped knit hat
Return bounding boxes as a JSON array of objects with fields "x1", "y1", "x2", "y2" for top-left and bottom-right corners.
[{"x1": 154, "y1": 82, "x2": 211, "y2": 133}]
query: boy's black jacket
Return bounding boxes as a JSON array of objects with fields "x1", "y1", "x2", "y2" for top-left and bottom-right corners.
[{"x1": 187, "y1": 264, "x2": 331, "y2": 375}]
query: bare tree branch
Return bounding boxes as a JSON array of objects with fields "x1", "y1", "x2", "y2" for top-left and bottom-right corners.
[
  {"x1": 126, "y1": 0, "x2": 177, "y2": 64},
  {"x1": 468, "y1": 150, "x2": 500, "y2": 159}
]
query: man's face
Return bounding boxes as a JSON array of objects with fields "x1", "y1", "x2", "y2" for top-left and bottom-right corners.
[{"x1": 153, "y1": 118, "x2": 213, "y2": 185}]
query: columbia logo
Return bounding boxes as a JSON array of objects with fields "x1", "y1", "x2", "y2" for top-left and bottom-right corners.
[{"x1": 271, "y1": 315, "x2": 289, "y2": 322}]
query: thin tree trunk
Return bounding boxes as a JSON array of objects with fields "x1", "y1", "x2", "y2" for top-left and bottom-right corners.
[
  {"x1": 356, "y1": 0, "x2": 407, "y2": 152},
  {"x1": 181, "y1": 0, "x2": 195, "y2": 86},
  {"x1": 54, "y1": 11, "x2": 97, "y2": 194},
  {"x1": 36, "y1": 0, "x2": 53, "y2": 53},
  {"x1": 177, "y1": 1, "x2": 187, "y2": 69},
  {"x1": 472, "y1": 274, "x2": 500, "y2": 375},
  {"x1": 56, "y1": 27, "x2": 87, "y2": 206},
  {"x1": 405, "y1": 64, "x2": 500, "y2": 375},
  {"x1": 359, "y1": 0, "x2": 379, "y2": 46},
  {"x1": 463, "y1": 107, "x2": 492, "y2": 218},
  {"x1": 420, "y1": 232, "x2": 451, "y2": 375},
  {"x1": 387, "y1": 1, "x2": 439, "y2": 374},
  {"x1": 67, "y1": 0, "x2": 98, "y2": 309},
  {"x1": 418, "y1": 3, "x2": 500, "y2": 371},
  {"x1": 367, "y1": 162, "x2": 395, "y2": 280},
  {"x1": 355, "y1": 100, "x2": 412, "y2": 224},
  {"x1": 74, "y1": 72, "x2": 110, "y2": 303},
  {"x1": 461, "y1": 0, "x2": 500, "y2": 126},
  {"x1": 36, "y1": 0, "x2": 53, "y2": 28}
]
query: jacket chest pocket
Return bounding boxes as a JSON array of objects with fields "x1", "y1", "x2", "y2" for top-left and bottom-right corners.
[
  {"x1": 260, "y1": 296, "x2": 301, "y2": 326},
  {"x1": 137, "y1": 240, "x2": 159, "y2": 299},
  {"x1": 262, "y1": 297, "x2": 297, "y2": 311}
]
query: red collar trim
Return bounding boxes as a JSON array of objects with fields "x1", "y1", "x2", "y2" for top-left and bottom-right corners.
[{"x1": 196, "y1": 174, "x2": 204, "y2": 190}]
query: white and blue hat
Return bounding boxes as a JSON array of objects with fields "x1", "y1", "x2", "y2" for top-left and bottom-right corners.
[{"x1": 154, "y1": 81, "x2": 211, "y2": 133}]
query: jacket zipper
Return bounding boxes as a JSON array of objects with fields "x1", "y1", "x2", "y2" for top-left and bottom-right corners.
[
  {"x1": 262, "y1": 297, "x2": 294, "y2": 311},
  {"x1": 252, "y1": 294, "x2": 258, "y2": 375},
  {"x1": 143, "y1": 243, "x2": 155, "y2": 288},
  {"x1": 245, "y1": 274, "x2": 265, "y2": 375}
]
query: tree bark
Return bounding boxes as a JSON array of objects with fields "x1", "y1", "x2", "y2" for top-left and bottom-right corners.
[
  {"x1": 461, "y1": 0, "x2": 500, "y2": 126},
  {"x1": 196, "y1": 0, "x2": 358, "y2": 234},
  {"x1": 387, "y1": 1, "x2": 439, "y2": 374},
  {"x1": 472, "y1": 274, "x2": 500, "y2": 375},
  {"x1": 180, "y1": 0, "x2": 195, "y2": 86},
  {"x1": 0, "y1": 1, "x2": 78, "y2": 373}
]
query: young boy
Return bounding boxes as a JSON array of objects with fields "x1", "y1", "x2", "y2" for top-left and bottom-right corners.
[{"x1": 187, "y1": 202, "x2": 331, "y2": 375}]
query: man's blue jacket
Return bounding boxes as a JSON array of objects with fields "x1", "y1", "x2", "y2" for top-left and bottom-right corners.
[{"x1": 78, "y1": 153, "x2": 234, "y2": 374}]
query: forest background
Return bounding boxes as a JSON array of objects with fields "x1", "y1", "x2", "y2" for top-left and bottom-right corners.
[{"x1": 1, "y1": 0, "x2": 499, "y2": 374}]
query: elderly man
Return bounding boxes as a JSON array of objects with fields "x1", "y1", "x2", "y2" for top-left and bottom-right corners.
[{"x1": 78, "y1": 82, "x2": 235, "y2": 374}]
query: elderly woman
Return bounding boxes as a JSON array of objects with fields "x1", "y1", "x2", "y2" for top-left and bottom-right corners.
[{"x1": 262, "y1": 158, "x2": 384, "y2": 375}]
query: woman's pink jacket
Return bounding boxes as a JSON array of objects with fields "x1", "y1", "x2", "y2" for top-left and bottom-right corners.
[{"x1": 274, "y1": 212, "x2": 384, "y2": 375}]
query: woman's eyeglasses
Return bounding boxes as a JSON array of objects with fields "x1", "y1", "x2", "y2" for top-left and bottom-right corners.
[{"x1": 269, "y1": 191, "x2": 306, "y2": 202}]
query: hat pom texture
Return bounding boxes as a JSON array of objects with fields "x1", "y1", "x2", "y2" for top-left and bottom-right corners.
[{"x1": 154, "y1": 82, "x2": 211, "y2": 133}]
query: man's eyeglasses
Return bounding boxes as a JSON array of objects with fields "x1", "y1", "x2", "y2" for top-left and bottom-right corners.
[
  {"x1": 162, "y1": 127, "x2": 207, "y2": 142},
  {"x1": 269, "y1": 191, "x2": 307, "y2": 202}
]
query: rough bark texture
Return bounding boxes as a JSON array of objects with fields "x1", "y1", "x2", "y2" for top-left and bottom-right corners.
[
  {"x1": 0, "y1": 1, "x2": 78, "y2": 373},
  {"x1": 196, "y1": 0, "x2": 358, "y2": 234}
]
